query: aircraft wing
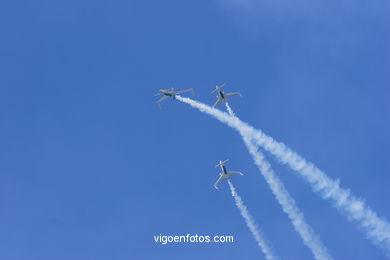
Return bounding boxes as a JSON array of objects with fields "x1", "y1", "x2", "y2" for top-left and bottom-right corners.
[
  {"x1": 225, "y1": 92, "x2": 241, "y2": 98},
  {"x1": 213, "y1": 98, "x2": 224, "y2": 108},
  {"x1": 214, "y1": 174, "x2": 224, "y2": 189},
  {"x1": 227, "y1": 171, "x2": 244, "y2": 176},
  {"x1": 156, "y1": 95, "x2": 169, "y2": 106},
  {"x1": 175, "y1": 89, "x2": 193, "y2": 94},
  {"x1": 211, "y1": 83, "x2": 227, "y2": 94}
]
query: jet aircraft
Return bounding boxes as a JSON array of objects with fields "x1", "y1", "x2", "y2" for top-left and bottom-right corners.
[
  {"x1": 214, "y1": 159, "x2": 244, "y2": 189},
  {"x1": 211, "y1": 83, "x2": 241, "y2": 108},
  {"x1": 155, "y1": 88, "x2": 194, "y2": 108}
]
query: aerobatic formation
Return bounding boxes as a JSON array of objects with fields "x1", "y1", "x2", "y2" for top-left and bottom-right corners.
[{"x1": 156, "y1": 84, "x2": 390, "y2": 259}]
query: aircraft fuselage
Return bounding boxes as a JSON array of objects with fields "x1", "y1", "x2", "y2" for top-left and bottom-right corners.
[
  {"x1": 219, "y1": 162, "x2": 228, "y2": 176},
  {"x1": 222, "y1": 165, "x2": 228, "y2": 175},
  {"x1": 160, "y1": 90, "x2": 175, "y2": 98},
  {"x1": 218, "y1": 91, "x2": 225, "y2": 100}
]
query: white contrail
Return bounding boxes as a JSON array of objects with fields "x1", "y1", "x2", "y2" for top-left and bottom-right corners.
[
  {"x1": 242, "y1": 136, "x2": 332, "y2": 260},
  {"x1": 250, "y1": 130, "x2": 390, "y2": 255},
  {"x1": 228, "y1": 180, "x2": 278, "y2": 260},
  {"x1": 226, "y1": 100, "x2": 331, "y2": 260},
  {"x1": 225, "y1": 102, "x2": 236, "y2": 117},
  {"x1": 177, "y1": 95, "x2": 390, "y2": 256},
  {"x1": 227, "y1": 100, "x2": 390, "y2": 255}
]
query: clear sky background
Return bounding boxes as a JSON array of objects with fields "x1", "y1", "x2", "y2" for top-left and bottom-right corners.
[{"x1": 0, "y1": 0, "x2": 389, "y2": 259}]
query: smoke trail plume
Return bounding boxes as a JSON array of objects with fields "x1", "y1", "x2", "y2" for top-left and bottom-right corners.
[
  {"x1": 228, "y1": 180, "x2": 278, "y2": 260},
  {"x1": 242, "y1": 136, "x2": 332, "y2": 260},
  {"x1": 181, "y1": 98, "x2": 333, "y2": 259},
  {"x1": 225, "y1": 98, "x2": 332, "y2": 260},
  {"x1": 250, "y1": 131, "x2": 390, "y2": 254},
  {"x1": 176, "y1": 95, "x2": 390, "y2": 256},
  {"x1": 225, "y1": 102, "x2": 236, "y2": 117}
]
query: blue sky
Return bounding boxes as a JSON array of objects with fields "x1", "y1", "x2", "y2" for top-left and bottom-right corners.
[{"x1": 0, "y1": 0, "x2": 389, "y2": 259}]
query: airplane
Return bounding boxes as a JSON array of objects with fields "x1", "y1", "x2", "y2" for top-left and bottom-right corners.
[
  {"x1": 214, "y1": 159, "x2": 244, "y2": 189},
  {"x1": 211, "y1": 83, "x2": 241, "y2": 108},
  {"x1": 155, "y1": 88, "x2": 194, "y2": 108}
]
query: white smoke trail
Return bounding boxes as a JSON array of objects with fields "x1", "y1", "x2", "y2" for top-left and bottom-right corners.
[
  {"x1": 250, "y1": 130, "x2": 390, "y2": 254},
  {"x1": 228, "y1": 180, "x2": 278, "y2": 260},
  {"x1": 226, "y1": 99, "x2": 332, "y2": 259},
  {"x1": 227, "y1": 99, "x2": 390, "y2": 255},
  {"x1": 177, "y1": 95, "x2": 390, "y2": 256},
  {"x1": 225, "y1": 99, "x2": 332, "y2": 260},
  {"x1": 225, "y1": 102, "x2": 236, "y2": 117},
  {"x1": 242, "y1": 136, "x2": 332, "y2": 260}
]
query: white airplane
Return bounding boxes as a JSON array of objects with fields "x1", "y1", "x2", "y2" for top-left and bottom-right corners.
[
  {"x1": 214, "y1": 159, "x2": 244, "y2": 189},
  {"x1": 211, "y1": 83, "x2": 241, "y2": 108},
  {"x1": 155, "y1": 88, "x2": 194, "y2": 108}
]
